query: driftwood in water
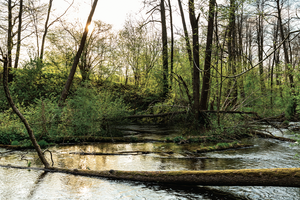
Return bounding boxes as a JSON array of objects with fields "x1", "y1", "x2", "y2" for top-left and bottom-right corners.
[
  {"x1": 251, "y1": 130, "x2": 296, "y2": 142},
  {"x1": 127, "y1": 111, "x2": 186, "y2": 119},
  {"x1": 69, "y1": 151, "x2": 174, "y2": 156},
  {"x1": 117, "y1": 151, "x2": 173, "y2": 154},
  {"x1": 70, "y1": 152, "x2": 137, "y2": 156},
  {"x1": 126, "y1": 110, "x2": 258, "y2": 119},
  {"x1": 53, "y1": 136, "x2": 162, "y2": 144},
  {"x1": 0, "y1": 164, "x2": 300, "y2": 187},
  {"x1": 196, "y1": 144, "x2": 254, "y2": 153}
]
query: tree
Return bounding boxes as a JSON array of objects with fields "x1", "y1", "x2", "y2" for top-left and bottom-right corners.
[
  {"x1": 256, "y1": 0, "x2": 266, "y2": 92},
  {"x1": 14, "y1": 0, "x2": 23, "y2": 69},
  {"x1": 58, "y1": 19, "x2": 112, "y2": 82},
  {"x1": 168, "y1": 0, "x2": 174, "y2": 89},
  {"x1": 224, "y1": 0, "x2": 238, "y2": 109},
  {"x1": 275, "y1": 0, "x2": 296, "y2": 116},
  {"x1": 177, "y1": 0, "x2": 193, "y2": 69},
  {"x1": 118, "y1": 19, "x2": 160, "y2": 87},
  {"x1": 160, "y1": 0, "x2": 169, "y2": 97},
  {"x1": 59, "y1": 0, "x2": 98, "y2": 105},
  {"x1": 200, "y1": 0, "x2": 216, "y2": 110},
  {"x1": 40, "y1": 0, "x2": 73, "y2": 61},
  {"x1": 189, "y1": 0, "x2": 200, "y2": 118},
  {"x1": 1, "y1": 55, "x2": 50, "y2": 168}
]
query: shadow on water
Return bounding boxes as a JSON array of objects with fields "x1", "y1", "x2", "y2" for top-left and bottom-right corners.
[
  {"x1": 128, "y1": 181, "x2": 250, "y2": 200},
  {"x1": 27, "y1": 171, "x2": 48, "y2": 199}
]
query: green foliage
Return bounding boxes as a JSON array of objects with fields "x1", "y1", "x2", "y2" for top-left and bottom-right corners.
[
  {"x1": 20, "y1": 139, "x2": 33, "y2": 148},
  {"x1": 0, "y1": 58, "x2": 78, "y2": 111},
  {"x1": 165, "y1": 137, "x2": 172, "y2": 142},
  {"x1": 216, "y1": 143, "x2": 230, "y2": 148},
  {"x1": 173, "y1": 136, "x2": 185, "y2": 143},
  {"x1": 63, "y1": 82, "x2": 130, "y2": 136},
  {"x1": 0, "y1": 110, "x2": 28, "y2": 145},
  {"x1": 38, "y1": 140, "x2": 49, "y2": 148},
  {"x1": 11, "y1": 141, "x2": 19, "y2": 145},
  {"x1": 129, "y1": 137, "x2": 138, "y2": 142},
  {"x1": 0, "y1": 80, "x2": 130, "y2": 145}
]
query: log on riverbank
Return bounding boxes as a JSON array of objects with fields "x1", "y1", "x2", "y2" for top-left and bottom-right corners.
[
  {"x1": 0, "y1": 144, "x2": 27, "y2": 150},
  {"x1": 0, "y1": 164, "x2": 300, "y2": 187}
]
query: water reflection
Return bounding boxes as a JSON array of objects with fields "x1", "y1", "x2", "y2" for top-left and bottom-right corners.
[{"x1": 0, "y1": 125, "x2": 300, "y2": 199}]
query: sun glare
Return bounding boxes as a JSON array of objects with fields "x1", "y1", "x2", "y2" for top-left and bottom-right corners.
[{"x1": 87, "y1": 23, "x2": 95, "y2": 32}]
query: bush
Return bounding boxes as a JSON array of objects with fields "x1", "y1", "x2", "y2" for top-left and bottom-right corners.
[
  {"x1": 19, "y1": 82, "x2": 130, "y2": 140},
  {"x1": 11, "y1": 141, "x2": 19, "y2": 145},
  {"x1": 64, "y1": 82, "x2": 130, "y2": 136}
]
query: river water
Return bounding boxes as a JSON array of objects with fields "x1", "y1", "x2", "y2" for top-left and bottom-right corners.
[{"x1": 0, "y1": 124, "x2": 299, "y2": 200}]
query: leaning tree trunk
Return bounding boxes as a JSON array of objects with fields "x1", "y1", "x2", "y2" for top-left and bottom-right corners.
[
  {"x1": 58, "y1": 0, "x2": 98, "y2": 106},
  {"x1": 1, "y1": 56, "x2": 50, "y2": 169}
]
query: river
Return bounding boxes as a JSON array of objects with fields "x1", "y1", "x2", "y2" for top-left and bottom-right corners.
[{"x1": 0, "y1": 124, "x2": 299, "y2": 199}]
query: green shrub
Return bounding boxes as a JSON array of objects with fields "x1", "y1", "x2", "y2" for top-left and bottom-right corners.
[
  {"x1": 63, "y1": 82, "x2": 130, "y2": 136},
  {"x1": 173, "y1": 136, "x2": 185, "y2": 143},
  {"x1": 38, "y1": 140, "x2": 49, "y2": 148},
  {"x1": 11, "y1": 141, "x2": 19, "y2": 145}
]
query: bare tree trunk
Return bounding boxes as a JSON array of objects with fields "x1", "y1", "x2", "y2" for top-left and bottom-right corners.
[
  {"x1": 177, "y1": 0, "x2": 193, "y2": 68},
  {"x1": 271, "y1": 20, "x2": 279, "y2": 108},
  {"x1": 189, "y1": 0, "x2": 200, "y2": 119},
  {"x1": 7, "y1": 0, "x2": 13, "y2": 82},
  {"x1": 237, "y1": 11, "x2": 245, "y2": 99},
  {"x1": 1, "y1": 56, "x2": 50, "y2": 169},
  {"x1": 257, "y1": 0, "x2": 265, "y2": 92},
  {"x1": 14, "y1": 0, "x2": 23, "y2": 69},
  {"x1": 200, "y1": 0, "x2": 215, "y2": 110},
  {"x1": 168, "y1": 0, "x2": 174, "y2": 90},
  {"x1": 160, "y1": 0, "x2": 169, "y2": 97},
  {"x1": 276, "y1": 0, "x2": 296, "y2": 115},
  {"x1": 58, "y1": 0, "x2": 98, "y2": 106},
  {"x1": 40, "y1": 0, "x2": 53, "y2": 61},
  {"x1": 226, "y1": 0, "x2": 238, "y2": 109}
]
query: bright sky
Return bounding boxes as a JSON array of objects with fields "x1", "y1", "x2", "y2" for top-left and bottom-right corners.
[{"x1": 53, "y1": 0, "x2": 145, "y2": 31}]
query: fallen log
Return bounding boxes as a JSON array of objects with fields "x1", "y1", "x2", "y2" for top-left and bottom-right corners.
[
  {"x1": 251, "y1": 130, "x2": 296, "y2": 142},
  {"x1": 69, "y1": 151, "x2": 174, "y2": 156},
  {"x1": 126, "y1": 110, "x2": 258, "y2": 119},
  {"x1": 69, "y1": 152, "x2": 137, "y2": 156},
  {"x1": 53, "y1": 136, "x2": 163, "y2": 144},
  {"x1": 196, "y1": 144, "x2": 254, "y2": 153},
  {"x1": 0, "y1": 144, "x2": 27, "y2": 150},
  {"x1": 117, "y1": 151, "x2": 174, "y2": 154},
  {"x1": 0, "y1": 164, "x2": 300, "y2": 187},
  {"x1": 126, "y1": 111, "x2": 186, "y2": 119}
]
